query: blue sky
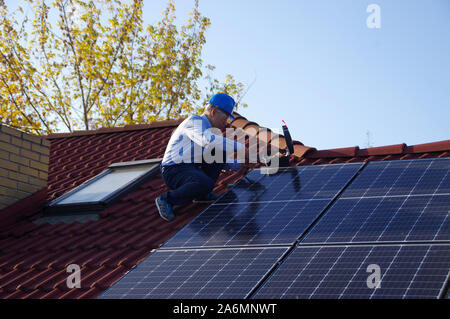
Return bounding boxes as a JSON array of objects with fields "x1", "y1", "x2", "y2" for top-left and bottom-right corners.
[
  {"x1": 143, "y1": 0, "x2": 450, "y2": 150},
  {"x1": 6, "y1": 1, "x2": 450, "y2": 150}
]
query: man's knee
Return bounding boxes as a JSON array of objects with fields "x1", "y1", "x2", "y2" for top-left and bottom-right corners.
[
  {"x1": 190, "y1": 175, "x2": 215, "y2": 194},
  {"x1": 205, "y1": 177, "x2": 216, "y2": 193},
  {"x1": 201, "y1": 163, "x2": 224, "y2": 182}
]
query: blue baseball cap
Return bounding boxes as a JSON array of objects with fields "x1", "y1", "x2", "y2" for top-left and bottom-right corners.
[{"x1": 209, "y1": 93, "x2": 236, "y2": 121}]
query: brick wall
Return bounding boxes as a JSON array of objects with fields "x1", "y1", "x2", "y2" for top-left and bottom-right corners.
[{"x1": 0, "y1": 125, "x2": 50, "y2": 210}]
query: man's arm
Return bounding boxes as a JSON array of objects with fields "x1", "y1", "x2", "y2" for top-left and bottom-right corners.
[
  {"x1": 224, "y1": 145, "x2": 260, "y2": 172},
  {"x1": 183, "y1": 116, "x2": 243, "y2": 153}
]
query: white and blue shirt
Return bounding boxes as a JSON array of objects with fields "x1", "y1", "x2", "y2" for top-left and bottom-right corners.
[{"x1": 161, "y1": 114, "x2": 243, "y2": 171}]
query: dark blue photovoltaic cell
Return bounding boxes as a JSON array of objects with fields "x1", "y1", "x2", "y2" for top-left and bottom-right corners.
[
  {"x1": 341, "y1": 158, "x2": 450, "y2": 198},
  {"x1": 254, "y1": 245, "x2": 450, "y2": 299},
  {"x1": 99, "y1": 247, "x2": 287, "y2": 299},
  {"x1": 302, "y1": 195, "x2": 450, "y2": 244},
  {"x1": 302, "y1": 158, "x2": 450, "y2": 244},
  {"x1": 216, "y1": 163, "x2": 364, "y2": 204},
  {"x1": 162, "y1": 200, "x2": 330, "y2": 248},
  {"x1": 161, "y1": 163, "x2": 363, "y2": 249}
]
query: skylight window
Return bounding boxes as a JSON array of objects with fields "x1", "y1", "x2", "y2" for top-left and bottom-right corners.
[
  {"x1": 58, "y1": 166, "x2": 152, "y2": 204},
  {"x1": 45, "y1": 159, "x2": 161, "y2": 215}
]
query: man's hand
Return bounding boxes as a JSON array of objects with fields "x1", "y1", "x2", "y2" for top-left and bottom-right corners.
[{"x1": 229, "y1": 145, "x2": 259, "y2": 175}]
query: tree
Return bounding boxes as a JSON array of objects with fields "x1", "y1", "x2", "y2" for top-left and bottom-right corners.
[{"x1": 0, "y1": 0, "x2": 247, "y2": 135}]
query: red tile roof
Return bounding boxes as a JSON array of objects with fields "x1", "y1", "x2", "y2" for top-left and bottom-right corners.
[{"x1": 0, "y1": 114, "x2": 449, "y2": 299}]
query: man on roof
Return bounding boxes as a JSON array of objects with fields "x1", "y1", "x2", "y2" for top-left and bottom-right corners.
[{"x1": 155, "y1": 93, "x2": 253, "y2": 222}]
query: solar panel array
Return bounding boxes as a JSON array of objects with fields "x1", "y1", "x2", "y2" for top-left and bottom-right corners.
[
  {"x1": 303, "y1": 159, "x2": 450, "y2": 244},
  {"x1": 100, "y1": 247, "x2": 287, "y2": 299},
  {"x1": 254, "y1": 244, "x2": 450, "y2": 299},
  {"x1": 302, "y1": 195, "x2": 450, "y2": 244},
  {"x1": 100, "y1": 158, "x2": 450, "y2": 299},
  {"x1": 162, "y1": 163, "x2": 363, "y2": 248}
]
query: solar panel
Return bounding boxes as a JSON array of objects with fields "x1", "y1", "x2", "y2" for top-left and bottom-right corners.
[
  {"x1": 161, "y1": 163, "x2": 363, "y2": 248},
  {"x1": 253, "y1": 244, "x2": 450, "y2": 299},
  {"x1": 161, "y1": 200, "x2": 331, "y2": 248},
  {"x1": 216, "y1": 163, "x2": 364, "y2": 204},
  {"x1": 99, "y1": 247, "x2": 288, "y2": 299},
  {"x1": 302, "y1": 195, "x2": 450, "y2": 244},
  {"x1": 342, "y1": 158, "x2": 450, "y2": 198},
  {"x1": 303, "y1": 158, "x2": 450, "y2": 244}
]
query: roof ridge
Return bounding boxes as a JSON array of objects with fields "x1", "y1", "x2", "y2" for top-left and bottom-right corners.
[
  {"x1": 230, "y1": 112, "x2": 316, "y2": 159},
  {"x1": 43, "y1": 119, "x2": 186, "y2": 140},
  {"x1": 305, "y1": 139, "x2": 450, "y2": 159}
]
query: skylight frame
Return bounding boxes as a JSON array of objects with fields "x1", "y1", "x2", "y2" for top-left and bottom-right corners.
[{"x1": 45, "y1": 158, "x2": 162, "y2": 215}]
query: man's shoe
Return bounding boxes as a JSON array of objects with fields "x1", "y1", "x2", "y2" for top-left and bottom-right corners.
[
  {"x1": 193, "y1": 192, "x2": 219, "y2": 204},
  {"x1": 155, "y1": 196, "x2": 175, "y2": 222}
]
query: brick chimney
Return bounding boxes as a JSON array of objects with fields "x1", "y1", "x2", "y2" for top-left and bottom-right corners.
[{"x1": 0, "y1": 125, "x2": 50, "y2": 210}]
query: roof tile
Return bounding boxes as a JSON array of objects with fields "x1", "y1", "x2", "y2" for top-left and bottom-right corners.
[
  {"x1": 229, "y1": 118, "x2": 249, "y2": 130},
  {"x1": 0, "y1": 268, "x2": 40, "y2": 293},
  {"x1": 292, "y1": 144, "x2": 316, "y2": 158},
  {"x1": 38, "y1": 288, "x2": 65, "y2": 298},
  {"x1": 75, "y1": 233, "x2": 107, "y2": 251},
  {"x1": 9, "y1": 251, "x2": 51, "y2": 271},
  {"x1": 81, "y1": 249, "x2": 119, "y2": 269},
  {"x1": 101, "y1": 250, "x2": 134, "y2": 269},
  {"x1": 44, "y1": 249, "x2": 84, "y2": 270},
  {"x1": 96, "y1": 232, "x2": 131, "y2": 250},
  {"x1": 0, "y1": 289, "x2": 11, "y2": 299},
  {"x1": 72, "y1": 287, "x2": 103, "y2": 299},
  {"x1": 91, "y1": 266, "x2": 128, "y2": 289},
  {"x1": 37, "y1": 269, "x2": 71, "y2": 291},
  {"x1": 307, "y1": 146, "x2": 359, "y2": 158},
  {"x1": 20, "y1": 289, "x2": 53, "y2": 299},
  {"x1": 4, "y1": 289, "x2": 31, "y2": 299},
  {"x1": 357, "y1": 144, "x2": 406, "y2": 156},
  {"x1": 16, "y1": 268, "x2": 56, "y2": 292},
  {"x1": 118, "y1": 248, "x2": 150, "y2": 268},
  {"x1": 58, "y1": 287, "x2": 92, "y2": 299},
  {"x1": 405, "y1": 140, "x2": 450, "y2": 154}
]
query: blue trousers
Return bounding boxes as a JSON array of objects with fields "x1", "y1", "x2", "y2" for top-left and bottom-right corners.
[{"x1": 161, "y1": 163, "x2": 224, "y2": 206}]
